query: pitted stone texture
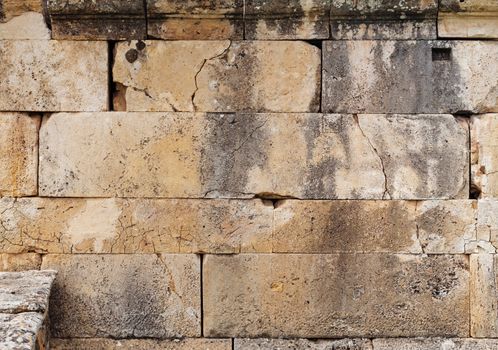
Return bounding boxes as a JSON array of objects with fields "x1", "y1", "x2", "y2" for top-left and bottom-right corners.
[
  {"x1": 147, "y1": 0, "x2": 243, "y2": 40},
  {"x1": 0, "y1": 197, "x2": 272, "y2": 254},
  {"x1": 273, "y1": 200, "x2": 476, "y2": 254},
  {"x1": 41, "y1": 254, "x2": 200, "y2": 338},
  {"x1": 48, "y1": 0, "x2": 146, "y2": 40},
  {"x1": 203, "y1": 254, "x2": 469, "y2": 338},
  {"x1": 235, "y1": 338, "x2": 373, "y2": 349},
  {"x1": 439, "y1": 0, "x2": 498, "y2": 39},
  {"x1": 51, "y1": 338, "x2": 232, "y2": 350},
  {"x1": 0, "y1": 254, "x2": 41, "y2": 272},
  {"x1": 113, "y1": 41, "x2": 320, "y2": 113},
  {"x1": 471, "y1": 115, "x2": 498, "y2": 198},
  {"x1": 245, "y1": 0, "x2": 330, "y2": 39},
  {"x1": 0, "y1": 312, "x2": 46, "y2": 350},
  {"x1": 0, "y1": 0, "x2": 50, "y2": 39},
  {"x1": 374, "y1": 338, "x2": 498, "y2": 349},
  {"x1": 0, "y1": 113, "x2": 39, "y2": 197},
  {"x1": 330, "y1": 0, "x2": 437, "y2": 39},
  {"x1": 323, "y1": 41, "x2": 498, "y2": 114},
  {"x1": 0, "y1": 40, "x2": 108, "y2": 112},
  {"x1": 39, "y1": 113, "x2": 468, "y2": 199}
]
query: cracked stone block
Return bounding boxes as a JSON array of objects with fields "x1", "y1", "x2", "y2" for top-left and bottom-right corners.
[
  {"x1": 203, "y1": 254, "x2": 469, "y2": 338},
  {"x1": 0, "y1": 113, "x2": 39, "y2": 197},
  {"x1": 322, "y1": 41, "x2": 498, "y2": 114},
  {"x1": 330, "y1": 0, "x2": 437, "y2": 39},
  {"x1": 273, "y1": 200, "x2": 476, "y2": 254},
  {"x1": 39, "y1": 113, "x2": 468, "y2": 199},
  {"x1": 0, "y1": 312, "x2": 47, "y2": 350},
  {"x1": 0, "y1": 41, "x2": 108, "y2": 112},
  {"x1": 477, "y1": 200, "x2": 498, "y2": 251},
  {"x1": 41, "y1": 254, "x2": 200, "y2": 338},
  {"x1": 373, "y1": 338, "x2": 498, "y2": 349},
  {"x1": 234, "y1": 338, "x2": 373, "y2": 349},
  {"x1": 147, "y1": 0, "x2": 243, "y2": 40},
  {"x1": 245, "y1": 0, "x2": 330, "y2": 40},
  {"x1": 471, "y1": 114, "x2": 498, "y2": 198},
  {"x1": 0, "y1": 0, "x2": 50, "y2": 39},
  {"x1": 439, "y1": 0, "x2": 498, "y2": 38},
  {"x1": 113, "y1": 41, "x2": 320, "y2": 113},
  {"x1": 0, "y1": 254, "x2": 41, "y2": 271},
  {"x1": 51, "y1": 338, "x2": 232, "y2": 350},
  {"x1": 47, "y1": 0, "x2": 146, "y2": 40},
  {"x1": 0, "y1": 197, "x2": 273, "y2": 254}
]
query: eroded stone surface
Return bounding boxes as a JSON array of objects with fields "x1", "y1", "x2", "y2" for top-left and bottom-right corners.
[
  {"x1": 113, "y1": 41, "x2": 320, "y2": 112},
  {"x1": 0, "y1": 254, "x2": 41, "y2": 272},
  {"x1": 0, "y1": 197, "x2": 272, "y2": 254},
  {"x1": 41, "y1": 254, "x2": 200, "y2": 338},
  {"x1": 0, "y1": 113, "x2": 39, "y2": 197},
  {"x1": 471, "y1": 114, "x2": 498, "y2": 198},
  {"x1": 477, "y1": 200, "x2": 498, "y2": 251},
  {"x1": 0, "y1": 40, "x2": 108, "y2": 112},
  {"x1": 374, "y1": 338, "x2": 498, "y2": 349},
  {"x1": 235, "y1": 338, "x2": 373, "y2": 349},
  {"x1": 0, "y1": 11, "x2": 50, "y2": 39},
  {"x1": 39, "y1": 113, "x2": 468, "y2": 199},
  {"x1": 323, "y1": 41, "x2": 498, "y2": 114},
  {"x1": 147, "y1": 0, "x2": 243, "y2": 40},
  {"x1": 0, "y1": 312, "x2": 46, "y2": 350},
  {"x1": 204, "y1": 254, "x2": 470, "y2": 338},
  {"x1": 51, "y1": 338, "x2": 232, "y2": 350}
]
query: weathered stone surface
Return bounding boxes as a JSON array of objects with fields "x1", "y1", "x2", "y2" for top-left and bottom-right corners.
[
  {"x1": 41, "y1": 254, "x2": 200, "y2": 338},
  {"x1": 245, "y1": 0, "x2": 329, "y2": 39},
  {"x1": 330, "y1": 0, "x2": 437, "y2": 39},
  {"x1": 273, "y1": 200, "x2": 476, "y2": 254},
  {"x1": 0, "y1": 0, "x2": 50, "y2": 39},
  {"x1": 234, "y1": 338, "x2": 373, "y2": 349},
  {"x1": 0, "y1": 254, "x2": 41, "y2": 271},
  {"x1": 51, "y1": 338, "x2": 232, "y2": 350},
  {"x1": 0, "y1": 270, "x2": 56, "y2": 314},
  {"x1": 373, "y1": 338, "x2": 498, "y2": 349},
  {"x1": 0, "y1": 41, "x2": 108, "y2": 112},
  {"x1": 0, "y1": 197, "x2": 272, "y2": 254},
  {"x1": 323, "y1": 41, "x2": 498, "y2": 114},
  {"x1": 439, "y1": 0, "x2": 498, "y2": 38},
  {"x1": 113, "y1": 41, "x2": 320, "y2": 113},
  {"x1": 39, "y1": 113, "x2": 468, "y2": 199},
  {"x1": 147, "y1": 0, "x2": 243, "y2": 40},
  {"x1": 47, "y1": 0, "x2": 146, "y2": 40},
  {"x1": 203, "y1": 254, "x2": 469, "y2": 337},
  {"x1": 471, "y1": 114, "x2": 498, "y2": 198},
  {"x1": 0, "y1": 113, "x2": 39, "y2": 197},
  {"x1": 0, "y1": 312, "x2": 46, "y2": 350},
  {"x1": 477, "y1": 200, "x2": 498, "y2": 251}
]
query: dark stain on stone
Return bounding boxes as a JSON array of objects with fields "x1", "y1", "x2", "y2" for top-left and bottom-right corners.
[
  {"x1": 0, "y1": 0, "x2": 5, "y2": 22},
  {"x1": 125, "y1": 49, "x2": 139, "y2": 63},
  {"x1": 135, "y1": 40, "x2": 146, "y2": 51}
]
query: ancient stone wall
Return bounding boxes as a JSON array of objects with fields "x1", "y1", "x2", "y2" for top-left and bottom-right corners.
[{"x1": 0, "y1": 0, "x2": 497, "y2": 349}]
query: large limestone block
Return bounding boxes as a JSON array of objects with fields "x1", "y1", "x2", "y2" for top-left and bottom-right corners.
[
  {"x1": 41, "y1": 254, "x2": 200, "y2": 338},
  {"x1": 47, "y1": 0, "x2": 146, "y2": 40},
  {"x1": 113, "y1": 41, "x2": 320, "y2": 113},
  {"x1": 322, "y1": 41, "x2": 498, "y2": 114},
  {"x1": 39, "y1": 113, "x2": 468, "y2": 199},
  {"x1": 477, "y1": 200, "x2": 498, "y2": 251},
  {"x1": 0, "y1": 254, "x2": 41, "y2": 271},
  {"x1": 374, "y1": 338, "x2": 498, "y2": 349},
  {"x1": 0, "y1": 0, "x2": 50, "y2": 39},
  {"x1": 330, "y1": 0, "x2": 437, "y2": 39},
  {"x1": 439, "y1": 0, "x2": 498, "y2": 38},
  {"x1": 471, "y1": 115, "x2": 498, "y2": 198},
  {"x1": 203, "y1": 254, "x2": 470, "y2": 338},
  {"x1": 147, "y1": 0, "x2": 243, "y2": 40},
  {"x1": 0, "y1": 113, "x2": 39, "y2": 197},
  {"x1": 0, "y1": 197, "x2": 272, "y2": 254},
  {"x1": 273, "y1": 200, "x2": 476, "y2": 254},
  {"x1": 51, "y1": 338, "x2": 232, "y2": 350},
  {"x1": 234, "y1": 338, "x2": 373, "y2": 349},
  {"x1": 245, "y1": 0, "x2": 330, "y2": 39},
  {"x1": 0, "y1": 40, "x2": 108, "y2": 112}
]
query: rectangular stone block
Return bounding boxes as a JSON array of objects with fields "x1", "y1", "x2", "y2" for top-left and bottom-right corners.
[
  {"x1": 203, "y1": 254, "x2": 470, "y2": 338},
  {"x1": 0, "y1": 41, "x2": 108, "y2": 112},
  {"x1": 0, "y1": 197, "x2": 272, "y2": 254},
  {"x1": 439, "y1": 0, "x2": 498, "y2": 38},
  {"x1": 39, "y1": 113, "x2": 468, "y2": 199},
  {"x1": 273, "y1": 200, "x2": 476, "y2": 254},
  {"x1": 471, "y1": 115, "x2": 498, "y2": 198},
  {"x1": 147, "y1": 0, "x2": 243, "y2": 40},
  {"x1": 0, "y1": 254, "x2": 41, "y2": 272},
  {"x1": 235, "y1": 338, "x2": 373, "y2": 349},
  {"x1": 0, "y1": 0, "x2": 50, "y2": 39},
  {"x1": 41, "y1": 254, "x2": 200, "y2": 338},
  {"x1": 373, "y1": 338, "x2": 498, "y2": 349},
  {"x1": 330, "y1": 0, "x2": 437, "y2": 39},
  {"x1": 0, "y1": 113, "x2": 39, "y2": 197},
  {"x1": 477, "y1": 200, "x2": 498, "y2": 251},
  {"x1": 0, "y1": 312, "x2": 47, "y2": 350},
  {"x1": 245, "y1": 0, "x2": 330, "y2": 39},
  {"x1": 51, "y1": 338, "x2": 232, "y2": 350},
  {"x1": 322, "y1": 41, "x2": 498, "y2": 114},
  {"x1": 113, "y1": 41, "x2": 320, "y2": 113},
  {"x1": 47, "y1": 0, "x2": 146, "y2": 40}
]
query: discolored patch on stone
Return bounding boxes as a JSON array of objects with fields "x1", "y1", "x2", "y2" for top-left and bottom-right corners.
[
  {"x1": 204, "y1": 254, "x2": 470, "y2": 337},
  {"x1": 235, "y1": 338, "x2": 373, "y2": 349},
  {"x1": 51, "y1": 338, "x2": 232, "y2": 350},
  {"x1": 0, "y1": 0, "x2": 50, "y2": 39},
  {"x1": 0, "y1": 254, "x2": 41, "y2": 272},
  {"x1": 471, "y1": 114, "x2": 498, "y2": 198},
  {"x1": 374, "y1": 338, "x2": 498, "y2": 349}
]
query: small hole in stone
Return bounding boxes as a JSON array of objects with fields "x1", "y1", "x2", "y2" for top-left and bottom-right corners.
[{"x1": 432, "y1": 48, "x2": 452, "y2": 61}]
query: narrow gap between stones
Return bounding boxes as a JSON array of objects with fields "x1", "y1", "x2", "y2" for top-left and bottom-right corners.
[
  {"x1": 466, "y1": 114, "x2": 481, "y2": 199},
  {"x1": 143, "y1": 0, "x2": 148, "y2": 39},
  {"x1": 108, "y1": 41, "x2": 115, "y2": 111},
  {"x1": 200, "y1": 253, "x2": 204, "y2": 337}
]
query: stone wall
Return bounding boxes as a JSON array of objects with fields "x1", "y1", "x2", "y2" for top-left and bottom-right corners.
[{"x1": 0, "y1": 0, "x2": 497, "y2": 349}]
